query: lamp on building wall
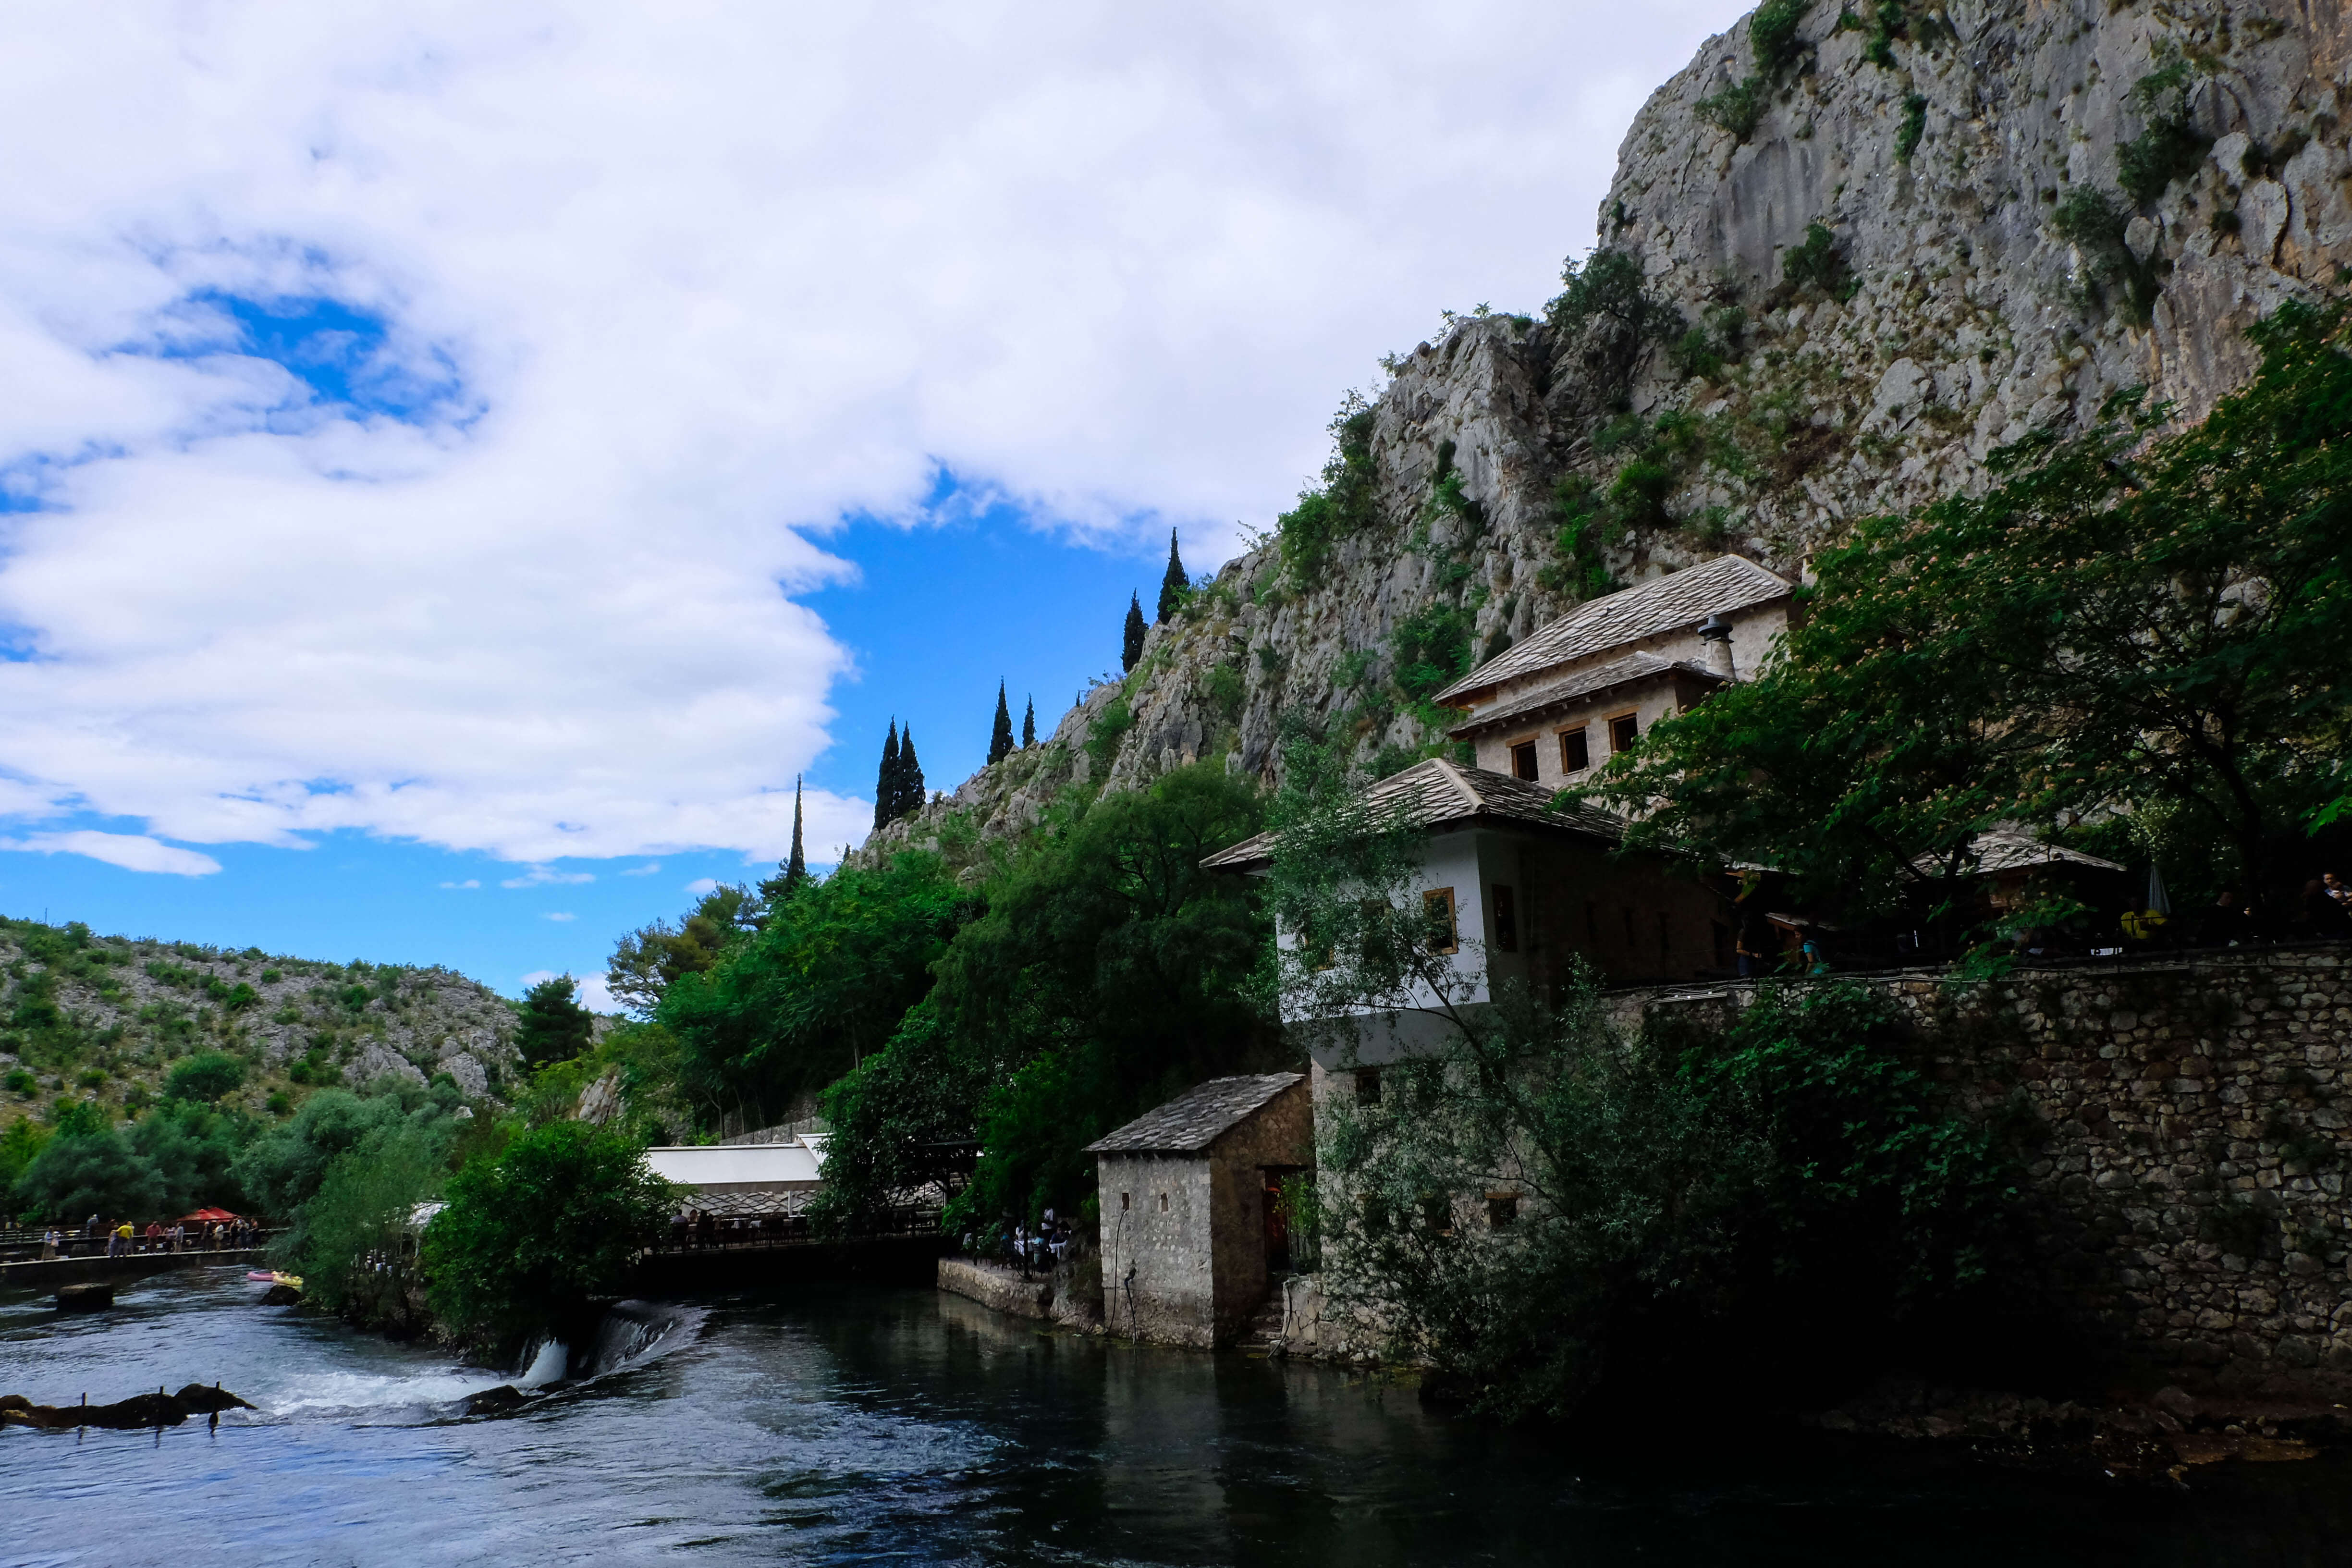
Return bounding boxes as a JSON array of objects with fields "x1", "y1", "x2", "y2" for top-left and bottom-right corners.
[{"x1": 1698, "y1": 612, "x2": 1736, "y2": 680}]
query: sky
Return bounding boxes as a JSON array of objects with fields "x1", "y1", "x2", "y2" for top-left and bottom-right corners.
[{"x1": 0, "y1": 0, "x2": 1750, "y2": 1006}]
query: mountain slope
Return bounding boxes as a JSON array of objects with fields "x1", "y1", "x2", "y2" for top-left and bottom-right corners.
[
  {"x1": 0, "y1": 917, "x2": 523, "y2": 1128},
  {"x1": 861, "y1": 0, "x2": 2349, "y2": 858}
]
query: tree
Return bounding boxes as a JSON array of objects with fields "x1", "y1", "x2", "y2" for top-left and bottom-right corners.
[
  {"x1": 163, "y1": 1050, "x2": 245, "y2": 1104},
  {"x1": 1022, "y1": 697, "x2": 1037, "y2": 749},
  {"x1": 1122, "y1": 591, "x2": 1147, "y2": 672},
  {"x1": 1157, "y1": 529, "x2": 1187, "y2": 623},
  {"x1": 0, "y1": 1119, "x2": 52, "y2": 1199},
  {"x1": 286, "y1": 1129, "x2": 442, "y2": 1330},
  {"x1": 988, "y1": 682, "x2": 1015, "y2": 765},
  {"x1": 233, "y1": 1080, "x2": 467, "y2": 1219},
  {"x1": 784, "y1": 775, "x2": 810, "y2": 890},
  {"x1": 1594, "y1": 302, "x2": 2352, "y2": 920},
  {"x1": 659, "y1": 850, "x2": 973, "y2": 1129},
  {"x1": 608, "y1": 884, "x2": 762, "y2": 1016},
  {"x1": 422, "y1": 1121, "x2": 677, "y2": 1351},
  {"x1": 130, "y1": 1101, "x2": 252, "y2": 1214},
  {"x1": 12, "y1": 1104, "x2": 163, "y2": 1223},
  {"x1": 898, "y1": 726, "x2": 926, "y2": 818},
  {"x1": 874, "y1": 721, "x2": 901, "y2": 831},
  {"x1": 516, "y1": 975, "x2": 596, "y2": 1069}
]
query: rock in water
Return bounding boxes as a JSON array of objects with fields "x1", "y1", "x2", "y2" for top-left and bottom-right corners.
[
  {"x1": 55, "y1": 1284, "x2": 112, "y2": 1313},
  {"x1": 0, "y1": 1385, "x2": 254, "y2": 1430},
  {"x1": 260, "y1": 1283, "x2": 301, "y2": 1306},
  {"x1": 460, "y1": 1384, "x2": 531, "y2": 1418}
]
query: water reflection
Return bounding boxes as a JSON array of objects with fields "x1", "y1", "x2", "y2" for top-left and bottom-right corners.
[{"x1": 2, "y1": 1272, "x2": 2349, "y2": 1567}]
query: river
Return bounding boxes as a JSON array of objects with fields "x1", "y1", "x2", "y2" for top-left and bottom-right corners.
[{"x1": 2, "y1": 1269, "x2": 2347, "y2": 1566}]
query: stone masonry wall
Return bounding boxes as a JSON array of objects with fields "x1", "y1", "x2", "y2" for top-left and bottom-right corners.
[{"x1": 1613, "y1": 945, "x2": 2352, "y2": 1397}]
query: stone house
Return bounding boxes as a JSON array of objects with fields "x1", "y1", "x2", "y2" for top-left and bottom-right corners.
[
  {"x1": 1088, "y1": 1073, "x2": 1311, "y2": 1347},
  {"x1": 1436, "y1": 554, "x2": 1794, "y2": 788}
]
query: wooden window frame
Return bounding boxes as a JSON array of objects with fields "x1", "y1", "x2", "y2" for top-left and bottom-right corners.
[
  {"x1": 1557, "y1": 724, "x2": 1591, "y2": 774},
  {"x1": 1422, "y1": 887, "x2": 1459, "y2": 955},
  {"x1": 1507, "y1": 736, "x2": 1540, "y2": 782},
  {"x1": 1606, "y1": 708, "x2": 1641, "y2": 755}
]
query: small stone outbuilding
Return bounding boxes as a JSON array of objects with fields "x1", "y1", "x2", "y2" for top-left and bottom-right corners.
[{"x1": 1087, "y1": 1073, "x2": 1311, "y2": 1347}]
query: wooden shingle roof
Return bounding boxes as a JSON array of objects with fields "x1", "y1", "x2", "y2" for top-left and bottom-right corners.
[{"x1": 1200, "y1": 758, "x2": 1624, "y2": 872}]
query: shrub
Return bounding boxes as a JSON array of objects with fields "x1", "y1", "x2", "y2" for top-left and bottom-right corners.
[
  {"x1": 164, "y1": 1050, "x2": 245, "y2": 1103},
  {"x1": 1896, "y1": 93, "x2": 1927, "y2": 162},
  {"x1": 423, "y1": 1121, "x2": 677, "y2": 1350},
  {"x1": 1750, "y1": 0, "x2": 1811, "y2": 75},
  {"x1": 1781, "y1": 221, "x2": 1858, "y2": 300},
  {"x1": 2054, "y1": 186, "x2": 2163, "y2": 324},
  {"x1": 4, "y1": 1068, "x2": 35, "y2": 1097},
  {"x1": 1698, "y1": 75, "x2": 1766, "y2": 142},
  {"x1": 2117, "y1": 55, "x2": 2210, "y2": 206}
]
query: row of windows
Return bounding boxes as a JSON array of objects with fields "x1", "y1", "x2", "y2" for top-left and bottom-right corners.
[
  {"x1": 1507, "y1": 712, "x2": 1639, "y2": 783},
  {"x1": 1323, "y1": 884, "x2": 1691, "y2": 967}
]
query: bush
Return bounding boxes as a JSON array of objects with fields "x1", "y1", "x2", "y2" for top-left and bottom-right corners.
[
  {"x1": 285, "y1": 1127, "x2": 443, "y2": 1329},
  {"x1": 164, "y1": 1050, "x2": 245, "y2": 1104},
  {"x1": 12, "y1": 1109, "x2": 163, "y2": 1223},
  {"x1": 2117, "y1": 56, "x2": 2210, "y2": 207},
  {"x1": 1781, "y1": 221, "x2": 1857, "y2": 300},
  {"x1": 1697, "y1": 75, "x2": 1766, "y2": 142},
  {"x1": 4, "y1": 1068, "x2": 35, "y2": 1097},
  {"x1": 1750, "y1": 0, "x2": 1811, "y2": 75},
  {"x1": 422, "y1": 1121, "x2": 676, "y2": 1350}
]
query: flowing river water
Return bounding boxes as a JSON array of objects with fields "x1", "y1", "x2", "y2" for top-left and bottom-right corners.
[{"x1": 3, "y1": 1269, "x2": 2348, "y2": 1567}]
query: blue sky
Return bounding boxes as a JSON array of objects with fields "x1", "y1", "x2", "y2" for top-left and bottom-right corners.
[{"x1": 0, "y1": 1, "x2": 1747, "y2": 1004}]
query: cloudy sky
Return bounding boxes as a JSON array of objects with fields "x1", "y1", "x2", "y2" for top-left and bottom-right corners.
[{"x1": 0, "y1": 0, "x2": 1746, "y2": 1001}]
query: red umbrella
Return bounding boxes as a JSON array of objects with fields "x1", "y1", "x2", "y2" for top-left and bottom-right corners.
[{"x1": 179, "y1": 1208, "x2": 240, "y2": 1224}]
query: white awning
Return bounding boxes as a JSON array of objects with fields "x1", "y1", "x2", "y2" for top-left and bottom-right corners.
[{"x1": 645, "y1": 1139, "x2": 824, "y2": 1193}]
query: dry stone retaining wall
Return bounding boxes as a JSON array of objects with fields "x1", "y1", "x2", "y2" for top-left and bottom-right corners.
[{"x1": 1616, "y1": 946, "x2": 2352, "y2": 1396}]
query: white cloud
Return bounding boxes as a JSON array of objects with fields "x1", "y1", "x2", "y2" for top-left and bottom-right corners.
[
  {"x1": 543, "y1": 911, "x2": 577, "y2": 922},
  {"x1": 0, "y1": 830, "x2": 222, "y2": 877},
  {"x1": 0, "y1": 1, "x2": 1747, "y2": 864},
  {"x1": 682, "y1": 878, "x2": 720, "y2": 897},
  {"x1": 500, "y1": 866, "x2": 596, "y2": 888},
  {"x1": 619, "y1": 862, "x2": 661, "y2": 876},
  {"x1": 439, "y1": 878, "x2": 481, "y2": 889}
]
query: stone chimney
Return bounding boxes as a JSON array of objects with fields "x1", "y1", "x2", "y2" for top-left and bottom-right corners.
[{"x1": 1699, "y1": 613, "x2": 1736, "y2": 680}]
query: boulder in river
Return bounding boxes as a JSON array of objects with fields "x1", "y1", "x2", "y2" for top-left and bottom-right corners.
[
  {"x1": 55, "y1": 1283, "x2": 113, "y2": 1313},
  {"x1": 460, "y1": 1384, "x2": 533, "y2": 1417}
]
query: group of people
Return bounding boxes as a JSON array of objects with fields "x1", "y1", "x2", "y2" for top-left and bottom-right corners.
[
  {"x1": 1008, "y1": 1211, "x2": 1074, "y2": 1275},
  {"x1": 2201, "y1": 873, "x2": 2352, "y2": 946},
  {"x1": 40, "y1": 1213, "x2": 260, "y2": 1259}
]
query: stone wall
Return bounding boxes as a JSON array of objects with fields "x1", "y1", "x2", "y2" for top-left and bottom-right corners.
[
  {"x1": 1612, "y1": 945, "x2": 2352, "y2": 1396},
  {"x1": 1098, "y1": 1153, "x2": 1218, "y2": 1346}
]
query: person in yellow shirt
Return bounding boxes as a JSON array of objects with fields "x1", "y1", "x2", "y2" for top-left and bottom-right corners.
[{"x1": 111, "y1": 1221, "x2": 134, "y2": 1258}]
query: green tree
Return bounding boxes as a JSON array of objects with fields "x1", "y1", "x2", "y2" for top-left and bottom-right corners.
[
  {"x1": 286, "y1": 1127, "x2": 443, "y2": 1330},
  {"x1": 898, "y1": 727, "x2": 926, "y2": 819},
  {"x1": 1594, "y1": 302, "x2": 2352, "y2": 919},
  {"x1": 130, "y1": 1101, "x2": 253, "y2": 1213},
  {"x1": 783, "y1": 776, "x2": 809, "y2": 889},
  {"x1": 988, "y1": 682, "x2": 1015, "y2": 765},
  {"x1": 516, "y1": 975, "x2": 596, "y2": 1069},
  {"x1": 0, "y1": 1119, "x2": 52, "y2": 1200},
  {"x1": 13, "y1": 1104, "x2": 163, "y2": 1223},
  {"x1": 607, "y1": 884, "x2": 762, "y2": 1016},
  {"x1": 234, "y1": 1081, "x2": 466, "y2": 1219},
  {"x1": 163, "y1": 1050, "x2": 245, "y2": 1104},
  {"x1": 874, "y1": 720, "x2": 902, "y2": 830},
  {"x1": 1022, "y1": 697, "x2": 1037, "y2": 749},
  {"x1": 1122, "y1": 591, "x2": 1146, "y2": 672},
  {"x1": 1157, "y1": 528, "x2": 1187, "y2": 623},
  {"x1": 422, "y1": 1120, "x2": 676, "y2": 1351},
  {"x1": 660, "y1": 850, "x2": 972, "y2": 1129}
]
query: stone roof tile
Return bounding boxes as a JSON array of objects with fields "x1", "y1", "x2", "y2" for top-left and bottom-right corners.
[{"x1": 1084, "y1": 1073, "x2": 1305, "y2": 1154}]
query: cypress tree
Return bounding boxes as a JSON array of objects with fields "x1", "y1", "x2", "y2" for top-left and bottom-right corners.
[
  {"x1": 1122, "y1": 591, "x2": 1146, "y2": 671},
  {"x1": 1157, "y1": 529, "x2": 1187, "y2": 623},
  {"x1": 988, "y1": 682, "x2": 1015, "y2": 764},
  {"x1": 899, "y1": 727, "x2": 925, "y2": 817},
  {"x1": 784, "y1": 775, "x2": 808, "y2": 888},
  {"x1": 874, "y1": 721, "x2": 900, "y2": 830},
  {"x1": 1021, "y1": 697, "x2": 1036, "y2": 748}
]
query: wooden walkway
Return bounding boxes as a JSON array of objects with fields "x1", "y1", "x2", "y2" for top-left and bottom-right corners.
[{"x1": 0, "y1": 1249, "x2": 271, "y2": 1290}]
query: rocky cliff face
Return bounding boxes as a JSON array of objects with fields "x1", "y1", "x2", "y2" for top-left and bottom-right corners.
[{"x1": 865, "y1": 0, "x2": 2351, "y2": 860}]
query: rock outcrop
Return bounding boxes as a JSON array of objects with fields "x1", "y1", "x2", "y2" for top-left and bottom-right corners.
[{"x1": 861, "y1": 0, "x2": 2350, "y2": 860}]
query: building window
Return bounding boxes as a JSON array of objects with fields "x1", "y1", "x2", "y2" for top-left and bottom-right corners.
[
  {"x1": 1355, "y1": 1067, "x2": 1382, "y2": 1106},
  {"x1": 1508, "y1": 739, "x2": 1538, "y2": 781},
  {"x1": 1120, "y1": 1192, "x2": 1130, "y2": 1211},
  {"x1": 1159, "y1": 1193, "x2": 1169, "y2": 1213},
  {"x1": 1486, "y1": 1193, "x2": 1519, "y2": 1229},
  {"x1": 1559, "y1": 726, "x2": 1590, "y2": 774},
  {"x1": 1422, "y1": 887, "x2": 1458, "y2": 954},
  {"x1": 1609, "y1": 712, "x2": 1640, "y2": 753},
  {"x1": 1492, "y1": 885, "x2": 1518, "y2": 953}
]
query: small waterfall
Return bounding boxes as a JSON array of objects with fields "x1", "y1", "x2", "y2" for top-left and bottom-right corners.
[
  {"x1": 578, "y1": 1299, "x2": 699, "y2": 1379},
  {"x1": 516, "y1": 1337, "x2": 569, "y2": 1387}
]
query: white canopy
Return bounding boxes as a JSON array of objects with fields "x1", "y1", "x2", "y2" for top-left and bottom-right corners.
[{"x1": 645, "y1": 1138, "x2": 824, "y2": 1194}]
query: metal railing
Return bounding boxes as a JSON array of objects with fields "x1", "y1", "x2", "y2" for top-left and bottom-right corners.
[
  {"x1": 643, "y1": 1206, "x2": 939, "y2": 1254},
  {"x1": 0, "y1": 1228, "x2": 279, "y2": 1263}
]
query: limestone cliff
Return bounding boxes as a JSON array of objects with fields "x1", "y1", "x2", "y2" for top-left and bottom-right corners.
[{"x1": 865, "y1": 0, "x2": 2351, "y2": 859}]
